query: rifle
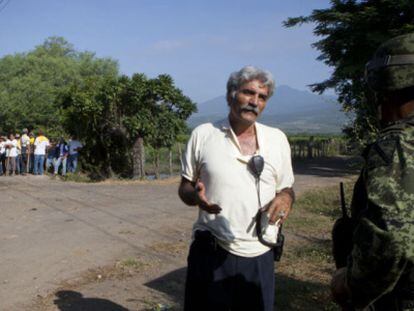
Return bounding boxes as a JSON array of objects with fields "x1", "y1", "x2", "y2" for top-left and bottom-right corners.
[{"x1": 332, "y1": 182, "x2": 355, "y2": 269}]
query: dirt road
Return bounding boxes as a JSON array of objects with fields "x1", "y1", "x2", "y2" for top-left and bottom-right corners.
[{"x1": 0, "y1": 157, "x2": 357, "y2": 310}]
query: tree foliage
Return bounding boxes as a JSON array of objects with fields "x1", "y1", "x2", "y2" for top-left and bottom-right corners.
[
  {"x1": 0, "y1": 36, "x2": 118, "y2": 135},
  {"x1": 284, "y1": 0, "x2": 414, "y2": 144},
  {"x1": 60, "y1": 74, "x2": 196, "y2": 178},
  {"x1": 0, "y1": 36, "x2": 197, "y2": 178}
]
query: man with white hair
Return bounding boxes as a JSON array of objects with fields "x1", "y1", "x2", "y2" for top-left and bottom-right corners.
[{"x1": 179, "y1": 66, "x2": 295, "y2": 310}]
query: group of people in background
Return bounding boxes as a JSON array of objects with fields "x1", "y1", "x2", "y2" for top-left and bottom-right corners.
[{"x1": 0, "y1": 128, "x2": 83, "y2": 177}]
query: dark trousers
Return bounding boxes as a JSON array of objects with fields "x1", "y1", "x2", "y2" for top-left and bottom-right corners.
[
  {"x1": 20, "y1": 148, "x2": 27, "y2": 174},
  {"x1": 0, "y1": 153, "x2": 4, "y2": 175},
  {"x1": 184, "y1": 231, "x2": 275, "y2": 311}
]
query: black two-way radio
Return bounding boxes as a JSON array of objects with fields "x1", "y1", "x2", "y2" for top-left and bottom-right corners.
[{"x1": 248, "y1": 155, "x2": 285, "y2": 261}]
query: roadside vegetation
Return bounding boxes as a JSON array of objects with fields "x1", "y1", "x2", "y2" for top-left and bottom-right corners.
[
  {"x1": 275, "y1": 181, "x2": 354, "y2": 310},
  {"x1": 0, "y1": 37, "x2": 196, "y2": 180},
  {"x1": 285, "y1": 0, "x2": 414, "y2": 146}
]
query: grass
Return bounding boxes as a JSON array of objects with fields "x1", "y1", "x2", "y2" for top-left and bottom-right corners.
[
  {"x1": 60, "y1": 172, "x2": 92, "y2": 183},
  {"x1": 141, "y1": 300, "x2": 173, "y2": 311},
  {"x1": 275, "y1": 181, "x2": 355, "y2": 310},
  {"x1": 116, "y1": 258, "x2": 148, "y2": 271}
]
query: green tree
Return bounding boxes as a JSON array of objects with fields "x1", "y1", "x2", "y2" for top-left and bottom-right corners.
[
  {"x1": 61, "y1": 74, "x2": 196, "y2": 179},
  {"x1": 0, "y1": 36, "x2": 118, "y2": 135},
  {"x1": 121, "y1": 74, "x2": 196, "y2": 179},
  {"x1": 60, "y1": 76, "x2": 126, "y2": 178},
  {"x1": 284, "y1": 0, "x2": 414, "y2": 144}
]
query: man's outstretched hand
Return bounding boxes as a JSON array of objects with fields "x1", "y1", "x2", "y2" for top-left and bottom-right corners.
[{"x1": 195, "y1": 181, "x2": 222, "y2": 214}]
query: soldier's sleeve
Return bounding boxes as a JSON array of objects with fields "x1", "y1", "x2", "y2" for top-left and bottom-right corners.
[{"x1": 347, "y1": 135, "x2": 414, "y2": 308}]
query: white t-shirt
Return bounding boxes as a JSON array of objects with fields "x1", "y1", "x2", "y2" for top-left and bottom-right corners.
[
  {"x1": 34, "y1": 136, "x2": 50, "y2": 155},
  {"x1": 13, "y1": 139, "x2": 19, "y2": 156},
  {"x1": 182, "y1": 119, "x2": 294, "y2": 257},
  {"x1": 68, "y1": 140, "x2": 83, "y2": 155},
  {"x1": 21, "y1": 134, "x2": 30, "y2": 148},
  {"x1": 0, "y1": 141, "x2": 5, "y2": 155},
  {"x1": 4, "y1": 139, "x2": 17, "y2": 157}
]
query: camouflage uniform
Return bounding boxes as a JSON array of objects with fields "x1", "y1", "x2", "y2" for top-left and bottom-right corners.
[
  {"x1": 345, "y1": 33, "x2": 414, "y2": 310},
  {"x1": 348, "y1": 113, "x2": 414, "y2": 310}
]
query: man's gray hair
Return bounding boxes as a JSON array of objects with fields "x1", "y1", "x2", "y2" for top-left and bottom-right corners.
[{"x1": 226, "y1": 66, "x2": 275, "y2": 101}]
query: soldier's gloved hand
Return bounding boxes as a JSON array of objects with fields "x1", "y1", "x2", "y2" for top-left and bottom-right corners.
[{"x1": 195, "y1": 180, "x2": 222, "y2": 214}]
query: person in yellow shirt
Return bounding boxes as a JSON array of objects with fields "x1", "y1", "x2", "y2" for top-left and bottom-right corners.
[
  {"x1": 33, "y1": 130, "x2": 50, "y2": 175},
  {"x1": 28, "y1": 132, "x2": 35, "y2": 173},
  {"x1": 15, "y1": 133, "x2": 22, "y2": 175}
]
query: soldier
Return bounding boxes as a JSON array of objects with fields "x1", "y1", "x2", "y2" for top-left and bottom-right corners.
[{"x1": 331, "y1": 33, "x2": 414, "y2": 310}]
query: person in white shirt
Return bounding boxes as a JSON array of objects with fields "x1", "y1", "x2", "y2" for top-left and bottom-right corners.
[
  {"x1": 5, "y1": 134, "x2": 18, "y2": 175},
  {"x1": 178, "y1": 66, "x2": 295, "y2": 310},
  {"x1": 33, "y1": 130, "x2": 50, "y2": 175}
]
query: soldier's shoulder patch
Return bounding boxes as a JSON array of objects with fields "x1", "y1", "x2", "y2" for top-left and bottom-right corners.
[{"x1": 366, "y1": 137, "x2": 398, "y2": 170}]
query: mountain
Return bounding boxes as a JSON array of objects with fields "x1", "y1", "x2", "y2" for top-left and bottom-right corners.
[{"x1": 188, "y1": 85, "x2": 348, "y2": 134}]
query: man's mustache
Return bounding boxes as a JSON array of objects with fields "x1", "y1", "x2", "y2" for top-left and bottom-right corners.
[{"x1": 240, "y1": 104, "x2": 260, "y2": 115}]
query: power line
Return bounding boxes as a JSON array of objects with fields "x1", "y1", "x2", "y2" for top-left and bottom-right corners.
[{"x1": 0, "y1": 0, "x2": 11, "y2": 15}]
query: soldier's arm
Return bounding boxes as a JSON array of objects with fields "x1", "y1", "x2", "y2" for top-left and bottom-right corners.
[
  {"x1": 346, "y1": 214, "x2": 409, "y2": 307},
  {"x1": 346, "y1": 137, "x2": 414, "y2": 308}
]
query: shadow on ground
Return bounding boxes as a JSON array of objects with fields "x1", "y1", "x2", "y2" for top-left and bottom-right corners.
[
  {"x1": 274, "y1": 272, "x2": 337, "y2": 311},
  {"x1": 145, "y1": 267, "x2": 186, "y2": 309},
  {"x1": 53, "y1": 290, "x2": 129, "y2": 311},
  {"x1": 144, "y1": 267, "x2": 337, "y2": 311},
  {"x1": 293, "y1": 156, "x2": 361, "y2": 177}
]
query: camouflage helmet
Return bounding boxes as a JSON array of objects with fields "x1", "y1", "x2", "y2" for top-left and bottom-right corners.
[{"x1": 365, "y1": 33, "x2": 414, "y2": 93}]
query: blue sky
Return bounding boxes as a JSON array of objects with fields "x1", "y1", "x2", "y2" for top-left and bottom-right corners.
[{"x1": 0, "y1": 0, "x2": 332, "y2": 103}]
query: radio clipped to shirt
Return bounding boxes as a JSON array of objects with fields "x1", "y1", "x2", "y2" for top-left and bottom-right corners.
[{"x1": 249, "y1": 155, "x2": 285, "y2": 261}]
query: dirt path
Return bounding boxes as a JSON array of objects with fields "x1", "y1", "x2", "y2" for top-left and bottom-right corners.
[{"x1": 0, "y1": 157, "x2": 358, "y2": 310}]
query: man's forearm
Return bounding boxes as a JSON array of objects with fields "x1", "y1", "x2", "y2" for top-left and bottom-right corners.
[
  {"x1": 279, "y1": 187, "x2": 295, "y2": 205},
  {"x1": 178, "y1": 179, "x2": 200, "y2": 206}
]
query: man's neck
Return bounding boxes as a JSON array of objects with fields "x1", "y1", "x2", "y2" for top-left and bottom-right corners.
[{"x1": 228, "y1": 115, "x2": 256, "y2": 137}]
